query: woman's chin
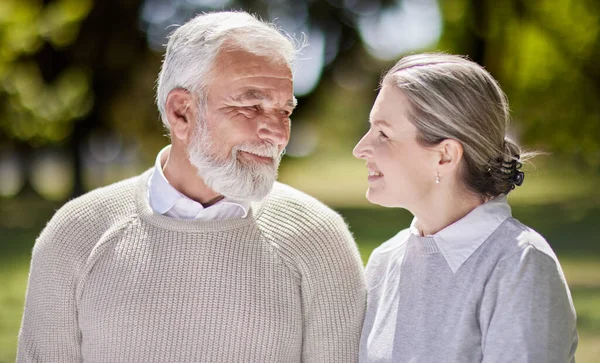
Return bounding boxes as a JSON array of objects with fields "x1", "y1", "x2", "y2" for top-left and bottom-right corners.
[{"x1": 366, "y1": 189, "x2": 395, "y2": 208}]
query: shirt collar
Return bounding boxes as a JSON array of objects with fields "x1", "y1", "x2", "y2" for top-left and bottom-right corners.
[
  {"x1": 409, "y1": 196, "x2": 512, "y2": 273},
  {"x1": 148, "y1": 145, "x2": 250, "y2": 219}
]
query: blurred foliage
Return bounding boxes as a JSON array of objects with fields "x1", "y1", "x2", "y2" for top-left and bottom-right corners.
[
  {"x1": 1, "y1": 2, "x2": 600, "y2": 361},
  {"x1": 0, "y1": 0, "x2": 93, "y2": 144},
  {"x1": 489, "y1": 0, "x2": 600, "y2": 167},
  {"x1": 0, "y1": 0, "x2": 599, "y2": 199}
]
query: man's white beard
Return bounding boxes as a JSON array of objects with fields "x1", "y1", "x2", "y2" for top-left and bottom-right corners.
[{"x1": 187, "y1": 119, "x2": 283, "y2": 201}]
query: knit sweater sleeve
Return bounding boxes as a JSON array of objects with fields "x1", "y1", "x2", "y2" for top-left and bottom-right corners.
[
  {"x1": 259, "y1": 185, "x2": 366, "y2": 363},
  {"x1": 17, "y1": 176, "x2": 137, "y2": 363},
  {"x1": 300, "y1": 211, "x2": 366, "y2": 363},
  {"x1": 479, "y1": 241, "x2": 578, "y2": 363},
  {"x1": 17, "y1": 202, "x2": 88, "y2": 363}
]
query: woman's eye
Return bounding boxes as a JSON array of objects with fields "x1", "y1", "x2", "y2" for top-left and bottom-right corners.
[
  {"x1": 244, "y1": 105, "x2": 260, "y2": 112},
  {"x1": 378, "y1": 131, "x2": 388, "y2": 139}
]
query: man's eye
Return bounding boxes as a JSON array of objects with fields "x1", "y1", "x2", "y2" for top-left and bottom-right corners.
[
  {"x1": 244, "y1": 105, "x2": 260, "y2": 112},
  {"x1": 378, "y1": 131, "x2": 388, "y2": 139}
]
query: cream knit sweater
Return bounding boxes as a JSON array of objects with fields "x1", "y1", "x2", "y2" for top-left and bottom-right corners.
[{"x1": 18, "y1": 170, "x2": 366, "y2": 363}]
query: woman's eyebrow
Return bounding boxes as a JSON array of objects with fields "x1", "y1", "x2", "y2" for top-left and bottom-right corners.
[{"x1": 371, "y1": 119, "x2": 392, "y2": 128}]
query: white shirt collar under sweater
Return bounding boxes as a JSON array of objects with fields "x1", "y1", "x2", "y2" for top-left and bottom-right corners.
[
  {"x1": 409, "y1": 195, "x2": 512, "y2": 273},
  {"x1": 148, "y1": 145, "x2": 249, "y2": 220}
]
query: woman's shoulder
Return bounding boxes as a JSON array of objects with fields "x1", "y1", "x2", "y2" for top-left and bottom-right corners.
[
  {"x1": 488, "y1": 217, "x2": 560, "y2": 264},
  {"x1": 364, "y1": 228, "x2": 412, "y2": 287},
  {"x1": 369, "y1": 228, "x2": 412, "y2": 260}
]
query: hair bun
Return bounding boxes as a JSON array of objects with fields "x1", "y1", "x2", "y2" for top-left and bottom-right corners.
[
  {"x1": 489, "y1": 141, "x2": 525, "y2": 193},
  {"x1": 510, "y1": 159, "x2": 524, "y2": 189},
  {"x1": 512, "y1": 170, "x2": 525, "y2": 188}
]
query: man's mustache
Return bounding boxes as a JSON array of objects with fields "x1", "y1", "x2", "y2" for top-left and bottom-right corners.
[{"x1": 234, "y1": 142, "x2": 281, "y2": 160}]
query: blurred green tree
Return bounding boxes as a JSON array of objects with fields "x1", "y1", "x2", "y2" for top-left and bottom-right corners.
[
  {"x1": 438, "y1": 0, "x2": 600, "y2": 166},
  {"x1": 1, "y1": 0, "x2": 599, "y2": 199},
  {"x1": 0, "y1": 0, "x2": 152, "y2": 196}
]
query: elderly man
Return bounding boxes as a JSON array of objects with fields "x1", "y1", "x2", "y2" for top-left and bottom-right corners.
[{"x1": 17, "y1": 11, "x2": 366, "y2": 363}]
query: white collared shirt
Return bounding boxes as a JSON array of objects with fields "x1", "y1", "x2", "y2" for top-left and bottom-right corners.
[
  {"x1": 147, "y1": 145, "x2": 249, "y2": 220},
  {"x1": 408, "y1": 195, "x2": 512, "y2": 272}
]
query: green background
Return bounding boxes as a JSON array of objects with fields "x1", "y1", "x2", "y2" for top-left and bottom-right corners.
[{"x1": 2, "y1": 0, "x2": 600, "y2": 361}]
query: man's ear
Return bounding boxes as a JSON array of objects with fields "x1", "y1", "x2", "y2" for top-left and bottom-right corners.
[
  {"x1": 436, "y1": 139, "x2": 463, "y2": 175},
  {"x1": 165, "y1": 88, "x2": 197, "y2": 142}
]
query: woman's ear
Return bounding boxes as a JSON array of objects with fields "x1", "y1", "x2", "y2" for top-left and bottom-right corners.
[
  {"x1": 165, "y1": 88, "x2": 197, "y2": 142},
  {"x1": 436, "y1": 139, "x2": 464, "y2": 174}
]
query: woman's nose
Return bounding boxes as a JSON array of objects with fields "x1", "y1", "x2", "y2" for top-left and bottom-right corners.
[{"x1": 353, "y1": 133, "x2": 373, "y2": 159}]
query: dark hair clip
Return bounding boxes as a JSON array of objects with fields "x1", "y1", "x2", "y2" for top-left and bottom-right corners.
[{"x1": 513, "y1": 170, "x2": 525, "y2": 187}]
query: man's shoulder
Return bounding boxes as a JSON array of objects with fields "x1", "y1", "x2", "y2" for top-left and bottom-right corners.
[
  {"x1": 253, "y1": 182, "x2": 354, "y2": 246},
  {"x1": 55, "y1": 172, "x2": 143, "y2": 223},
  {"x1": 37, "y1": 172, "x2": 145, "y2": 250},
  {"x1": 254, "y1": 182, "x2": 361, "y2": 274},
  {"x1": 259, "y1": 181, "x2": 344, "y2": 225}
]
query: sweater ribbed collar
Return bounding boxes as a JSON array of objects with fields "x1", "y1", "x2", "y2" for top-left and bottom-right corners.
[
  {"x1": 135, "y1": 169, "x2": 265, "y2": 232},
  {"x1": 408, "y1": 196, "x2": 512, "y2": 273}
]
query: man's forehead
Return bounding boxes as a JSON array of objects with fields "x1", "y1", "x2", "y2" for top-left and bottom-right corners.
[{"x1": 214, "y1": 49, "x2": 291, "y2": 74}]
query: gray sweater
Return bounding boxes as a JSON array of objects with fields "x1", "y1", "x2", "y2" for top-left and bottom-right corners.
[
  {"x1": 18, "y1": 170, "x2": 366, "y2": 363},
  {"x1": 360, "y1": 197, "x2": 577, "y2": 363}
]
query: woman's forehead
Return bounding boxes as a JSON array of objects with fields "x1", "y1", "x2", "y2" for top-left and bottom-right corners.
[{"x1": 371, "y1": 86, "x2": 411, "y2": 126}]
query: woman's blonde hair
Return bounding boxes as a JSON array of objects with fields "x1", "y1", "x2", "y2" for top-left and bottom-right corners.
[{"x1": 383, "y1": 53, "x2": 535, "y2": 198}]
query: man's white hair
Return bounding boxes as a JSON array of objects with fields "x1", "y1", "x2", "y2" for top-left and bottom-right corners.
[{"x1": 156, "y1": 11, "x2": 298, "y2": 130}]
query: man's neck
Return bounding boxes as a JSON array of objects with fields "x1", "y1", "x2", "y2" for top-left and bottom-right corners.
[{"x1": 161, "y1": 146, "x2": 223, "y2": 205}]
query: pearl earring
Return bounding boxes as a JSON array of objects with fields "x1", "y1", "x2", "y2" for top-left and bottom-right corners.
[{"x1": 435, "y1": 173, "x2": 440, "y2": 184}]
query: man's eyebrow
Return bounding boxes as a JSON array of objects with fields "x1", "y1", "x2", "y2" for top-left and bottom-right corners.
[
  {"x1": 233, "y1": 89, "x2": 297, "y2": 110},
  {"x1": 288, "y1": 97, "x2": 298, "y2": 109},
  {"x1": 232, "y1": 89, "x2": 270, "y2": 103}
]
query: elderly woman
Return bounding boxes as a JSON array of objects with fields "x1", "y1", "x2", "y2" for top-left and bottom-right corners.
[{"x1": 353, "y1": 53, "x2": 577, "y2": 363}]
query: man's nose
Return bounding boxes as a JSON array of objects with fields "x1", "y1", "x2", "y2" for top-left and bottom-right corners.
[{"x1": 257, "y1": 115, "x2": 289, "y2": 148}]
